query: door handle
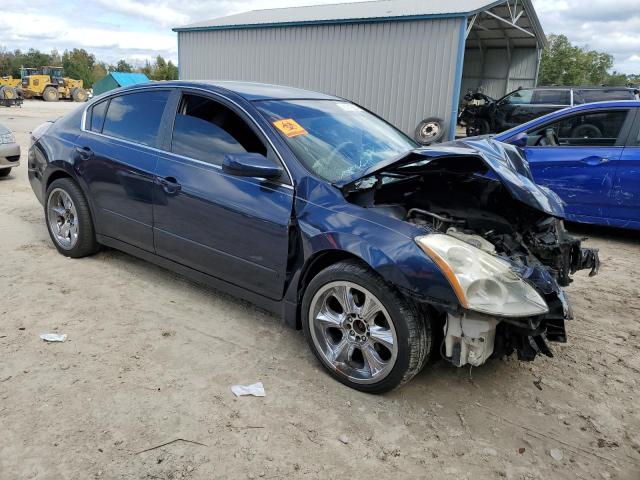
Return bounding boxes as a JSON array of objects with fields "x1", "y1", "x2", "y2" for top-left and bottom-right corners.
[
  {"x1": 580, "y1": 155, "x2": 609, "y2": 166},
  {"x1": 156, "y1": 176, "x2": 182, "y2": 194},
  {"x1": 74, "y1": 146, "x2": 93, "y2": 160}
]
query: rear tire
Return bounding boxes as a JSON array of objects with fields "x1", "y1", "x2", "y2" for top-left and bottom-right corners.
[
  {"x1": 43, "y1": 86, "x2": 59, "y2": 102},
  {"x1": 0, "y1": 168, "x2": 11, "y2": 177},
  {"x1": 45, "y1": 178, "x2": 99, "y2": 258},
  {"x1": 302, "y1": 260, "x2": 432, "y2": 393}
]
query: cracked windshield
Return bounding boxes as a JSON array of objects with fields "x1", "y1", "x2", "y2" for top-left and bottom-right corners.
[{"x1": 255, "y1": 99, "x2": 417, "y2": 183}]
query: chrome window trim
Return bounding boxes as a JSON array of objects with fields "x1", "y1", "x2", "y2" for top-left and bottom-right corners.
[
  {"x1": 79, "y1": 85, "x2": 294, "y2": 187},
  {"x1": 83, "y1": 129, "x2": 294, "y2": 191}
]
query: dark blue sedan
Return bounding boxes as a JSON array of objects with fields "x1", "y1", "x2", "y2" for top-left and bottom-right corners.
[
  {"x1": 28, "y1": 81, "x2": 598, "y2": 392},
  {"x1": 495, "y1": 101, "x2": 640, "y2": 230}
]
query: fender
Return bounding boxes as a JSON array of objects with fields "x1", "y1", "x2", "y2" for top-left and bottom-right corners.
[{"x1": 283, "y1": 227, "x2": 460, "y2": 329}]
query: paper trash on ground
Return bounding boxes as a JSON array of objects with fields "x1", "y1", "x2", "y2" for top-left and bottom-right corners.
[
  {"x1": 40, "y1": 333, "x2": 67, "y2": 342},
  {"x1": 231, "y1": 382, "x2": 265, "y2": 397}
]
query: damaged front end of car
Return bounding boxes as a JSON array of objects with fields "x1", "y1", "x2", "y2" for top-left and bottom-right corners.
[{"x1": 339, "y1": 138, "x2": 599, "y2": 367}]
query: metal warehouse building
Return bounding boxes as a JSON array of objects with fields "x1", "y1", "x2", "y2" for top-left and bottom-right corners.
[{"x1": 173, "y1": 0, "x2": 546, "y2": 141}]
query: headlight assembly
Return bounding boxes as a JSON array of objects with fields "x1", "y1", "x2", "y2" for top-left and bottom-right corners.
[
  {"x1": 0, "y1": 133, "x2": 15, "y2": 144},
  {"x1": 416, "y1": 234, "x2": 548, "y2": 317}
]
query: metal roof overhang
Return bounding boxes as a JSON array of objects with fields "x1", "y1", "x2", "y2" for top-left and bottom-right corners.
[
  {"x1": 173, "y1": 0, "x2": 546, "y2": 48},
  {"x1": 466, "y1": 0, "x2": 546, "y2": 49}
]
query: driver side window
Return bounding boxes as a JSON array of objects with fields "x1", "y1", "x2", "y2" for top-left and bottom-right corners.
[
  {"x1": 527, "y1": 110, "x2": 629, "y2": 147},
  {"x1": 502, "y1": 89, "x2": 533, "y2": 105},
  {"x1": 171, "y1": 94, "x2": 266, "y2": 166}
]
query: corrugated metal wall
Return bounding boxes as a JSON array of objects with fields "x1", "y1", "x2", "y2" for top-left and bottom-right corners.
[
  {"x1": 178, "y1": 18, "x2": 463, "y2": 136},
  {"x1": 460, "y1": 47, "x2": 538, "y2": 100}
]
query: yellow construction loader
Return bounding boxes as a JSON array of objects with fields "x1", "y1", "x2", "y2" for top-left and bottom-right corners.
[
  {"x1": 0, "y1": 76, "x2": 23, "y2": 107},
  {"x1": 0, "y1": 67, "x2": 88, "y2": 102}
]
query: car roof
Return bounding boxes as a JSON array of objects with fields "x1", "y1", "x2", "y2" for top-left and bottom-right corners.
[
  {"x1": 556, "y1": 99, "x2": 640, "y2": 109},
  {"x1": 125, "y1": 80, "x2": 342, "y2": 101},
  {"x1": 517, "y1": 86, "x2": 635, "y2": 91}
]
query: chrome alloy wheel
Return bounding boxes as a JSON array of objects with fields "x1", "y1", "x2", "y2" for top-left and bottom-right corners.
[
  {"x1": 309, "y1": 281, "x2": 398, "y2": 384},
  {"x1": 47, "y1": 188, "x2": 79, "y2": 250}
]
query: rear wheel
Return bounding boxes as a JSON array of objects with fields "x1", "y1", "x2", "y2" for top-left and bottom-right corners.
[
  {"x1": 45, "y1": 178, "x2": 99, "y2": 258},
  {"x1": 302, "y1": 260, "x2": 432, "y2": 393},
  {"x1": 0, "y1": 168, "x2": 11, "y2": 177},
  {"x1": 43, "y1": 86, "x2": 59, "y2": 102}
]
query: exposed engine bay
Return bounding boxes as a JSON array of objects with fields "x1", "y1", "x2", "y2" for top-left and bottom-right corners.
[{"x1": 344, "y1": 149, "x2": 600, "y2": 367}]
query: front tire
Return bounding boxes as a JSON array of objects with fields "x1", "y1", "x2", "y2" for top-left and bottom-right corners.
[
  {"x1": 302, "y1": 260, "x2": 432, "y2": 393},
  {"x1": 466, "y1": 118, "x2": 490, "y2": 137},
  {"x1": 72, "y1": 88, "x2": 88, "y2": 102},
  {"x1": 45, "y1": 178, "x2": 99, "y2": 258},
  {"x1": 43, "y1": 86, "x2": 59, "y2": 102}
]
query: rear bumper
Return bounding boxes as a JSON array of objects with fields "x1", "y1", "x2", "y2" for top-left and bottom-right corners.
[{"x1": 0, "y1": 142, "x2": 20, "y2": 168}]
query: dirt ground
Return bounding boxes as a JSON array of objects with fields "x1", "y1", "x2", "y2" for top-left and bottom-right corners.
[{"x1": 1, "y1": 100, "x2": 639, "y2": 480}]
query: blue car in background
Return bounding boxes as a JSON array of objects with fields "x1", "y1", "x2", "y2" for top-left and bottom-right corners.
[
  {"x1": 28, "y1": 81, "x2": 598, "y2": 393},
  {"x1": 495, "y1": 101, "x2": 640, "y2": 230}
]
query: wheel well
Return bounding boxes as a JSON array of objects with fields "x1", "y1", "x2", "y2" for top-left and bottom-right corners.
[
  {"x1": 46, "y1": 170, "x2": 73, "y2": 191},
  {"x1": 293, "y1": 250, "x2": 371, "y2": 329}
]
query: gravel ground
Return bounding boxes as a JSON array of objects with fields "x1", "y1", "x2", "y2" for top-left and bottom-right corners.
[{"x1": 1, "y1": 100, "x2": 639, "y2": 480}]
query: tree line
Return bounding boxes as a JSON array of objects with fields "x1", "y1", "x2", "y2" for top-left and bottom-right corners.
[
  {"x1": 0, "y1": 48, "x2": 178, "y2": 88},
  {"x1": 539, "y1": 35, "x2": 638, "y2": 87}
]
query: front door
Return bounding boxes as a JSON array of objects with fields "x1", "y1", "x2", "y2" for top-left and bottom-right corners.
[
  {"x1": 522, "y1": 108, "x2": 632, "y2": 220},
  {"x1": 152, "y1": 91, "x2": 294, "y2": 300},
  {"x1": 77, "y1": 89, "x2": 170, "y2": 251},
  {"x1": 497, "y1": 89, "x2": 570, "y2": 131}
]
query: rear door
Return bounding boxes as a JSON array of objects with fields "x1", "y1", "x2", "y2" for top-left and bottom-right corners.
[
  {"x1": 152, "y1": 90, "x2": 294, "y2": 300},
  {"x1": 610, "y1": 108, "x2": 640, "y2": 225},
  {"x1": 77, "y1": 89, "x2": 170, "y2": 251},
  {"x1": 522, "y1": 108, "x2": 633, "y2": 220}
]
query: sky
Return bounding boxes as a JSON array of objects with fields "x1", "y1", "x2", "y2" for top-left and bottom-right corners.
[{"x1": 1, "y1": 0, "x2": 639, "y2": 73}]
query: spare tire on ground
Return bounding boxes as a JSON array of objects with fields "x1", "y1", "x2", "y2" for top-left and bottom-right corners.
[
  {"x1": 571, "y1": 123, "x2": 602, "y2": 139},
  {"x1": 414, "y1": 117, "x2": 446, "y2": 145}
]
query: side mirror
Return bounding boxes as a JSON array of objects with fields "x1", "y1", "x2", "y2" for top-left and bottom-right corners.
[
  {"x1": 511, "y1": 132, "x2": 528, "y2": 148},
  {"x1": 222, "y1": 152, "x2": 283, "y2": 179}
]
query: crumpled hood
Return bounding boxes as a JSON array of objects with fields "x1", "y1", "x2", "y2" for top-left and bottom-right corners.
[{"x1": 338, "y1": 137, "x2": 565, "y2": 217}]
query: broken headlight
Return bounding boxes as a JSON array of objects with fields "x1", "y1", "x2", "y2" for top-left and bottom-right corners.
[{"x1": 415, "y1": 234, "x2": 548, "y2": 317}]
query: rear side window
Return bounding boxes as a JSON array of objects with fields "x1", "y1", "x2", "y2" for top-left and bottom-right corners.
[
  {"x1": 532, "y1": 90, "x2": 570, "y2": 105},
  {"x1": 90, "y1": 100, "x2": 108, "y2": 133},
  {"x1": 576, "y1": 89, "x2": 635, "y2": 104},
  {"x1": 171, "y1": 94, "x2": 266, "y2": 166},
  {"x1": 102, "y1": 90, "x2": 170, "y2": 147}
]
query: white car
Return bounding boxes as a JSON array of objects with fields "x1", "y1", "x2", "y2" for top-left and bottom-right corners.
[{"x1": 0, "y1": 123, "x2": 20, "y2": 177}]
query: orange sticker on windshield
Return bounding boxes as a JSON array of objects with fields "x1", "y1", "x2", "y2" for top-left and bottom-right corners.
[{"x1": 273, "y1": 118, "x2": 308, "y2": 138}]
